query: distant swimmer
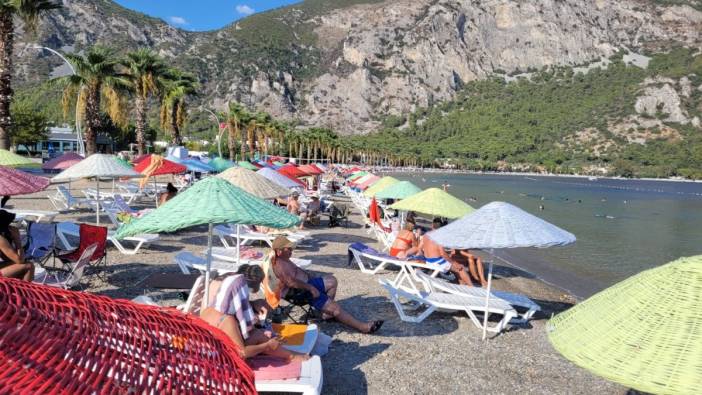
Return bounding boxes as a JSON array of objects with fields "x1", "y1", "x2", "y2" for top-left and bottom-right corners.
[
  {"x1": 421, "y1": 178, "x2": 426, "y2": 182},
  {"x1": 540, "y1": 196, "x2": 545, "y2": 201},
  {"x1": 441, "y1": 182, "x2": 451, "y2": 191},
  {"x1": 623, "y1": 200, "x2": 628, "y2": 204},
  {"x1": 601, "y1": 198, "x2": 607, "y2": 202},
  {"x1": 578, "y1": 199, "x2": 582, "y2": 203},
  {"x1": 469, "y1": 196, "x2": 478, "y2": 202},
  {"x1": 539, "y1": 205, "x2": 544, "y2": 210}
]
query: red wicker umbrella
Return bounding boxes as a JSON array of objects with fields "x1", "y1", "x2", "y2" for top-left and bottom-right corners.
[
  {"x1": 0, "y1": 277, "x2": 256, "y2": 394},
  {"x1": 278, "y1": 164, "x2": 309, "y2": 178},
  {"x1": 0, "y1": 165, "x2": 50, "y2": 196},
  {"x1": 133, "y1": 155, "x2": 187, "y2": 176}
]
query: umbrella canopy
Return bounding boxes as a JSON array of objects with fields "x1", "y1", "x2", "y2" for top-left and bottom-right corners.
[
  {"x1": 134, "y1": 155, "x2": 187, "y2": 176},
  {"x1": 313, "y1": 163, "x2": 327, "y2": 172},
  {"x1": 389, "y1": 188, "x2": 473, "y2": 219},
  {"x1": 0, "y1": 149, "x2": 38, "y2": 168},
  {"x1": 346, "y1": 171, "x2": 367, "y2": 180},
  {"x1": 217, "y1": 167, "x2": 292, "y2": 199},
  {"x1": 356, "y1": 175, "x2": 381, "y2": 190},
  {"x1": 52, "y1": 154, "x2": 143, "y2": 182},
  {"x1": 115, "y1": 177, "x2": 300, "y2": 239},
  {"x1": 279, "y1": 164, "x2": 309, "y2": 178},
  {"x1": 41, "y1": 152, "x2": 83, "y2": 171},
  {"x1": 257, "y1": 167, "x2": 305, "y2": 189},
  {"x1": 180, "y1": 159, "x2": 215, "y2": 173},
  {"x1": 299, "y1": 164, "x2": 322, "y2": 175},
  {"x1": 0, "y1": 166, "x2": 50, "y2": 196},
  {"x1": 376, "y1": 180, "x2": 422, "y2": 200},
  {"x1": 237, "y1": 161, "x2": 259, "y2": 171},
  {"x1": 547, "y1": 255, "x2": 702, "y2": 394},
  {"x1": 350, "y1": 173, "x2": 376, "y2": 186},
  {"x1": 427, "y1": 201, "x2": 576, "y2": 249},
  {"x1": 273, "y1": 161, "x2": 285, "y2": 167},
  {"x1": 114, "y1": 157, "x2": 132, "y2": 169},
  {"x1": 363, "y1": 176, "x2": 400, "y2": 197},
  {"x1": 209, "y1": 157, "x2": 235, "y2": 173}
]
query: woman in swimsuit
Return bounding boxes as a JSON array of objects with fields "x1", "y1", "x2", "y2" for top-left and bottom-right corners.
[
  {"x1": 389, "y1": 221, "x2": 417, "y2": 258},
  {"x1": 0, "y1": 210, "x2": 34, "y2": 281},
  {"x1": 200, "y1": 264, "x2": 309, "y2": 362}
]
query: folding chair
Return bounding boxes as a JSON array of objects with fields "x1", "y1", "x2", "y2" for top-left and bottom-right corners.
[
  {"x1": 24, "y1": 222, "x2": 58, "y2": 267},
  {"x1": 57, "y1": 223, "x2": 108, "y2": 278},
  {"x1": 34, "y1": 243, "x2": 98, "y2": 290},
  {"x1": 278, "y1": 288, "x2": 315, "y2": 325}
]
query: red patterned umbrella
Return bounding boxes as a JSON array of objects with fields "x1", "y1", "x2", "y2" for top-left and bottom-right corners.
[
  {"x1": 299, "y1": 164, "x2": 322, "y2": 175},
  {"x1": 41, "y1": 152, "x2": 83, "y2": 171},
  {"x1": 278, "y1": 164, "x2": 309, "y2": 178},
  {"x1": 0, "y1": 277, "x2": 256, "y2": 394},
  {"x1": 0, "y1": 165, "x2": 50, "y2": 196}
]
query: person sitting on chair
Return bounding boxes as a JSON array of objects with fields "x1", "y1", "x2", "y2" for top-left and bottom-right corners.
[
  {"x1": 409, "y1": 218, "x2": 474, "y2": 286},
  {"x1": 0, "y1": 210, "x2": 33, "y2": 281},
  {"x1": 200, "y1": 264, "x2": 309, "y2": 362},
  {"x1": 287, "y1": 192, "x2": 306, "y2": 230},
  {"x1": 267, "y1": 236, "x2": 383, "y2": 334},
  {"x1": 158, "y1": 183, "x2": 178, "y2": 206}
]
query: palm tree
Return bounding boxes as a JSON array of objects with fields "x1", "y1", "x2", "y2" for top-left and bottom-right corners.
[
  {"x1": 0, "y1": 0, "x2": 61, "y2": 149},
  {"x1": 123, "y1": 49, "x2": 169, "y2": 155},
  {"x1": 160, "y1": 69, "x2": 197, "y2": 146},
  {"x1": 227, "y1": 102, "x2": 249, "y2": 161},
  {"x1": 52, "y1": 46, "x2": 127, "y2": 155}
]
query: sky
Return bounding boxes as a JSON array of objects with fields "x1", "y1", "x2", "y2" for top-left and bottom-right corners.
[{"x1": 114, "y1": 0, "x2": 302, "y2": 31}]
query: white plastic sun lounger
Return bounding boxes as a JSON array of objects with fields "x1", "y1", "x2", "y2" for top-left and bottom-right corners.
[
  {"x1": 255, "y1": 355, "x2": 323, "y2": 395},
  {"x1": 348, "y1": 243, "x2": 406, "y2": 274},
  {"x1": 414, "y1": 270, "x2": 541, "y2": 323},
  {"x1": 379, "y1": 278, "x2": 517, "y2": 334},
  {"x1": 57, "y1": 221, "x2": 159, "y2": 255},
  {"x1": 48, "y1": 186, "x2": 95, "y2": 211},
  {"x1": 214, "y1": 225, "x2": 308, "y2": 249},
  {"x1": 208, "y1": 247, "x2": 312, "y2": 268}
]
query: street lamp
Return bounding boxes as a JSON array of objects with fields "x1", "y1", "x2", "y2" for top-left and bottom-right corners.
[
  {"x1": 201, "y1": 107, "x2": 224, "y2": 157},
  {"x1": 23, "y1": 44, "x2": 85, "y2": 156}
]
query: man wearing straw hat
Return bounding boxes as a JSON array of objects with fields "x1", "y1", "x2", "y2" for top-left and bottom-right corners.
[{"x1": 268, "y1": 236, "x2": 383, "y2": 334}]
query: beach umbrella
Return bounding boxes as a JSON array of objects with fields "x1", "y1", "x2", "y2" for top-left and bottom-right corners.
[
  {"x1": 313, "y1": 163, "x2": 327, "y2": 172},
  {"x1": 41, "y1": 152, "x2": 83, "y2": 171},
  {"x1": 237, "y1": 161, "x2": 259, "y2": 171},
  {"x1": 52, "y1": 154, "x2": 143, "y2": 224},
  {"x1": 299, "y1": 164, "x2": 322, "y2": 175},
  {"x1": 350, "y1": 173, "x2": 376, "y2": 186},
  {"x1": 0, "y1": 166, "x2": 50, "y2": 196},
  {"x1": 208, "y1": 157, "x2": 235, "y2": 173},
  {"x1": 389, "y1": 187, "x2": 473, "y2": 219},
  {"x1": 375, "y1": 180, "x2": 421, "y2": 200},
  {"x1": 427, "y1": 201, "x2": 575, "y2": 339},
  {"x1": 0, "y1": 276, "x2": 256, "y2": 393},
  {"x1": 218, "y1": 167, "x2": 292, "y2": 199},
  {"x1": 134, "y1": 155, "x2": 187, "y2": 176},
  {"x1": 547, "y1": 255, "x2": 702, "y2": 394},
  {"x1": 279, "y1": 164, "x2": 309, "y2": 179},
  {"x1": 363, "y1": 176, "x2": 399, "y2": 197},
  {"x1": 356, "y1": 175, "x2": 381, "y2": 190},
  {"x1": 180, "y1": 159, "x2": 215, "y2": 173},
  {"x1": 257, "y1": 167, "x2": 305, "y2": 189},
  {"x1": 273, "y1": 161, "x2": 285, "y2": 167},
  {"x1": 115, "y1": 177, "x2": 300, "y2": 303},
  {"x1": 114, "y1": 157, "x2": 132, "y2": 169},
  {"x1": 346, "y1": 171, "x2": 367, "y2": 180},
  {"x1": 0, "y1": 149, "x2": 38, "y2": 168}
]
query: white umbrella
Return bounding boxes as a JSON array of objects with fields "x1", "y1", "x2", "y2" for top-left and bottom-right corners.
[
  {"x1": 52, "y1": 154, "x2": 143, "y2": 224},
  {"x1": 256, "y1": 167, "x2": 304, "y2": 190},
  {"x1": 426, "y1": 201, "x2": 576, "y2": 339}
]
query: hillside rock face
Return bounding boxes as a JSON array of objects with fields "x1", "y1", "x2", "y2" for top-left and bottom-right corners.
[{"x1": 16, "y1": 0, "x2": 702, "y2": 134}]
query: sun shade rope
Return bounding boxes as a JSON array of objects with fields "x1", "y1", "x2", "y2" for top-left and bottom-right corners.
[{"x1": 0, "y1": 277, "x2": 256, "y2": 394}]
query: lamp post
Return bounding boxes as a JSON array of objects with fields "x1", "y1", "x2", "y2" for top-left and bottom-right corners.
[
  {"x1": 25, "y1": 44, "x2": 85, "y2": 156},
  {"x1": 201, "y1": 107, "x2": 224, "y2": 157}
]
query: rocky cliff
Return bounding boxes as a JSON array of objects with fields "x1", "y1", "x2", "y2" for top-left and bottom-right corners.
[{"x1": 15, "y1": 0, "x2": 702, "y2": 134}]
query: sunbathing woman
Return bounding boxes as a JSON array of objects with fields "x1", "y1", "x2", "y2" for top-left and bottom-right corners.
[
  {"x1": 200, "y1": 264, "x2": 309, "y2": 362},
  {"x1": 158, "y1": 183, "x2": 178, "y2": 206},
  {"x1": 389, "y1": 221, "x2": 417, "y2": 258},
  {"x1": 0, "y1": 210, "x2": 33, "y2": 281}
]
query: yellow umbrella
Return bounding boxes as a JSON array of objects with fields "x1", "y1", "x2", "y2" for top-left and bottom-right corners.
[
  {"x1": 363, "y1": 176, "x2": 399, "y2": 197},
  {"x1": 389, "y1": 188, "x2": 474, "y2": 219}
]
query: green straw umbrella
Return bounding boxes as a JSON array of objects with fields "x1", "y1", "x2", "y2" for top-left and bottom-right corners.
[
  {"x1": 374, "y1": 180, "x2": 422, "y2": 200},
  {"x1": 547, "y1": 255, "x2": 702, "y2": 394},
  {"x1": 209, "y1": 157, "x2": 235, "y2": 173},
  {"x1": 0, "y1": 149, "x2": 39, "y2": 168},
  {"x1": 389, "y1": 187, "x2": 474, "y2": 219},
  {"x1": 237, "y1": 161, "x2": 259, "y2": 171},
  {"x1": 363, "y1": 176, "x2": 399, "y2": 197},
  {"x1": 115, "y1": 177, "x2": 300, "y2": 303}
]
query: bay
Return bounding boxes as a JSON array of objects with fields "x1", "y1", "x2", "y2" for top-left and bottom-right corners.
[{"x1": 386, "y1": 172, "x2": 702, "y2": 298}]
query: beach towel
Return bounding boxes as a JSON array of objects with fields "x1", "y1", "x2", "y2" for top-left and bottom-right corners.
[
  {"x1": 209, "y1": 274, "x2": 256, "y2": 340},
  {"x1": 347, "y1": 242, "x2": 394, "y2": 266},
  {"x1": 248, "y1": 356, "x2": 301, "y2": 380},
  {"x1": 261, "y1": 252, "x2": 282, "y2": 308},
  {"x1": 272, "y1": 323, "x2": 307, "y2": 346}
]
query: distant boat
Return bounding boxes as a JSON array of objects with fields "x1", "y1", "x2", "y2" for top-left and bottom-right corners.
[{"x1": 588, "y1": 176, "x2": 598, "y2": 181}]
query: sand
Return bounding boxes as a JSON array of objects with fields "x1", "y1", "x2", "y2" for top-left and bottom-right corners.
[{"x1": 6, "y1": 179, "x2": 624, "y2": 394}]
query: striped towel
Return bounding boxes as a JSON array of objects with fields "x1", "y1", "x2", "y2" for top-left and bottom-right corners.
[{"x1": 210, "y1": 274, "x2": 256, "y2": 340}]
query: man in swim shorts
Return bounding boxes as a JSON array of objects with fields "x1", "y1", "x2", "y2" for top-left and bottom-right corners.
[{"x1": 417, "y1": 218, "x2": 473, "y2": 285}]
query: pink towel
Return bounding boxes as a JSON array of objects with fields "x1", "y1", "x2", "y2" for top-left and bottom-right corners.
[{"x1": 249, "y1": 356, "x2": 302, "y2": 380}]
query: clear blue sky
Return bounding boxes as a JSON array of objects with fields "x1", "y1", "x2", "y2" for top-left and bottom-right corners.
[{"x1": 114, "y1": 0, "x2": 302, "y2": 31}]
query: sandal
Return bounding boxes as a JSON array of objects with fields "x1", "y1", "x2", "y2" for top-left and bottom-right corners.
[{"x1": 368, "y1": 320, "x2": 384, "y2": 334}]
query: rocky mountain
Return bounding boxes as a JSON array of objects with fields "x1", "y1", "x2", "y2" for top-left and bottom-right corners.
[{"x1": 14, "y1": 0, "x2": 702, "y2": 135}]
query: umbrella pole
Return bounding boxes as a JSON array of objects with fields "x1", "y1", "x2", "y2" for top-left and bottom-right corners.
[
  {"x1": 154, "y1": 177, "x2": 158, "y2": 207},
  {"x1": 482, "y1": 250, "x2": 494, "y2": 341},
  {"x1": 96, "y1": 178, "x2": 100, "y2": 225},
  {"x1": 236, "y1": 225, "x2": 241, "y2": 266},
  {"x1": 204, "y1": 222, "x2": 213, "y2": 308}
]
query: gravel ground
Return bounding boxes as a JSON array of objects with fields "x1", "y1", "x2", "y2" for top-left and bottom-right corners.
[{"x1": 9, "y1": 179, "x2": 624, "y2": 394}]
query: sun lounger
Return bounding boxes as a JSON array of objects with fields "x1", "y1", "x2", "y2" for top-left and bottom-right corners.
[
  {"x1": 348, "y1": 242, "x2": 405, "y2": 274},
  {"x1": 48, "y1": 185, "x2": 95, "y2": 211},
  {"x1": 7, "y1": 209, "x2": 59, "y2": 223},
  {"x1": 414, "y1": 270, "x2": 541, "y2": 323},
  {"x1": 174, "y1": 251, "x2": 250, "y2": 275},
  {"x1": 214, "y1": 224, "x2": 308, "y2": 249},
  {"x1": 209, "y1": 246, "x2": 312, "y2": 268},
  {"x1": 379, "y1": 278, "x2": 517, "y2": 334},
  {"x1": 254, "y1": 355, "x2": 323, "y2": 395},
  {"x1": 57, "y1": 220, "x2": 159, "y2": 255}
]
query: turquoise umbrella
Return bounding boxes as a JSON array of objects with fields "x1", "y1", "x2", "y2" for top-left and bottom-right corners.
[
  {"x1": 115, "y1": 177, "x2": 300, "y2": 302},
  {"x1": 209, "y1": 157, "x2": 235, "y2": 172},
  {"x1": 237, "y1": 161, "x2": 259, "y2": 171},
  {"x1": 375, "y1": 181, "x2": 422, "y2": 200}
]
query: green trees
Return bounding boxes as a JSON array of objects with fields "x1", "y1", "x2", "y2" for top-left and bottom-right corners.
[
  {"x1": 160, "y1": 69, "x2": 198, "y2": 146},
  {"x1": 0, "y1": 0, "x2": 60, "y2": 149},
  {"x1": 10, "y1": 99, "x2": 48, "y2": 151}
]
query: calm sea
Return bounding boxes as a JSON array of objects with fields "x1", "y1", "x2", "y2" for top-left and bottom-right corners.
[{"x1": 386, "y1": 172, "x2": 702, "y2": 298}]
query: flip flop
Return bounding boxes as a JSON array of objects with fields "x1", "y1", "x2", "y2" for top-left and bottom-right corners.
[{"x1": 368, "y1": 320, "x2": 384, "y2": 334}]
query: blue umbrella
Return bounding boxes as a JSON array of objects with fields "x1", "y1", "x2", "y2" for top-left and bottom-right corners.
[
  {"x1": 427, "y1": 201, "x2": 576, "y2": 339},
  {"x1": 181, "y1": 159, "x2": 214, "y2": 173}
]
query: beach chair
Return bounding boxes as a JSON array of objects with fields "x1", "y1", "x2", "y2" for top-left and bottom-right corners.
[
  {"x1": 414, "y1": 270, "x2": 541, "y2": 323},
  {"x1": 23, "y1": 222, "x2": 58, "y2": 266},
  {"x1": 56, "y1": 223, "x2": 108, "y2": 277},
  {"x1": 103, "y1": 208, "x2": 160, "y2": 255},
  {"x1": 48, "y1": 186, "x2": 93, "y2": 211},
  {"x1": 379, "y1": 278, "x2": 518, "y2": 334},
  {"x1": 347, "y1": 242, "x2": 405, "y2": 274},
  {"x1": 214, "y1": 224, "x2": 308, "y2": 249},
  {"x1": 254, "y1": 355, "x2": 323, "y2": 395},
  {"x1": 34, "y1": 243, "x2": 97, "y2": 290},
  {"x1": 209, "y1": 246, "x2": 312, "y2": 268},
  {"x1": 173, "y1": 251, "x2": 244, "y2": 275}
]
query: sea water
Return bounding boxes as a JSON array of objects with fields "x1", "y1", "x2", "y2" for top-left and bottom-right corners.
[{"x1": 387, "y1": 173, "x2": 702, "y2": 298}]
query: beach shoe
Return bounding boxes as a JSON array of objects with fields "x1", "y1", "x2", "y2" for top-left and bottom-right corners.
[{"x1": 368, "y1": 320, "x2": 384, "y2": 334}]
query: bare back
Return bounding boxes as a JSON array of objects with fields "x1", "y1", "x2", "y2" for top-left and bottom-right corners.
[{"x1": 420, "y1": 235, "x2": 446, "y2": 259}]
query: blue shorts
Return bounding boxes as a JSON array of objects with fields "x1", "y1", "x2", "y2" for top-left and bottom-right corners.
[{"x1": 307, "y1": 277, "x2": 329, "y2": 311}]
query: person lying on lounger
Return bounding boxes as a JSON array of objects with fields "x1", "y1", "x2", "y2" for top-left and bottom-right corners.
[
  {"x1": 409, "y1": 218, "x2": 474, "y2": 286},
  {"x1": 389, "y1": 221, "x2": 418, "y2": 258},
  {"x1": 266, "y1": 236, "x2": 383, "y2": 334},
  {"x1": 0, "y1": 210, "x2": 33, "y2": 281},
  {"x1": 200, "y1": 264, "x2": 309, "y2": 362}
]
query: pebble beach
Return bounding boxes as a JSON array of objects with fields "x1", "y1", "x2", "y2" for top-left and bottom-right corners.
[{"x1": 9, "y1": 178, "x2": 624, "y2": 394}]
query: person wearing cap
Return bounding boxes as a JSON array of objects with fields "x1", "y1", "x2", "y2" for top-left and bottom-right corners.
[
  {"x1": 269, "y1": 236, "x2": 383, "y2": 334},
  {"x1": 0, "y1": 210, "x2": 34, "y2": 280}
]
